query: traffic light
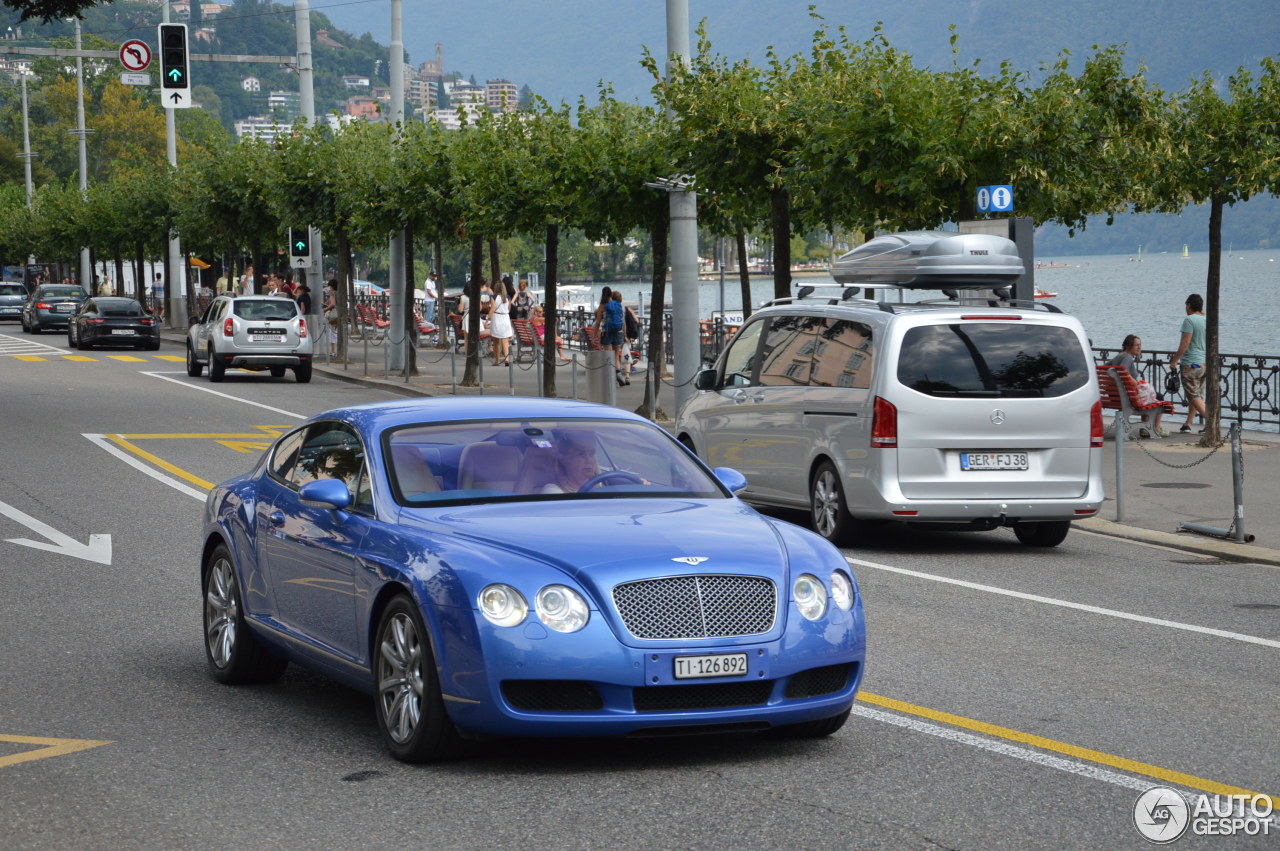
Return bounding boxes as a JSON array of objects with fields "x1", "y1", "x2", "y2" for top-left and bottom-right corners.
[
  {"x1": 158, "y1": 24, "x2": 189, "y2": 92},
  {"x1": 289, "y1": 228, "x2": 311, "y2": 259}
]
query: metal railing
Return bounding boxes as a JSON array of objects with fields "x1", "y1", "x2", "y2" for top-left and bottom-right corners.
[{"x1": 1094, "y1": 347, "x2": 1279, "y2": 433}]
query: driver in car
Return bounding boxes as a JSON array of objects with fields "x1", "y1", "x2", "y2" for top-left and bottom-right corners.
[{"x1": 540, "y1": 431, "x2": 601, "y2": 494}]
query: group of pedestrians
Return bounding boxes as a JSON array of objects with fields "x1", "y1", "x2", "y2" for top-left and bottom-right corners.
[
  {"x1": 1108, "y1": 292, "x2": 1208, "y2": 437},
  {"x1": 593, "y1": 286, "x2": 640, "y2": 386}
]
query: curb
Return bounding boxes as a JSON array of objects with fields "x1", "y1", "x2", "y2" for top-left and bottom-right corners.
[{"x1": 1076, "y1": 516, "x2": 1280, "y2": 567}]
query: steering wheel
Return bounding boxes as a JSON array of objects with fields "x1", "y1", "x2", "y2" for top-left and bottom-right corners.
[{"x1": 578, "y1": 470, "x2": 645, "y2": 493}]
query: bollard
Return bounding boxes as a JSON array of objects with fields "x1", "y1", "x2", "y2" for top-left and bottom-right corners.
[
  {"x1": 1114, "y1": 409, "x2": 1126, "y2": 522},
  {"x1": 1177, "y1": 423, "x2": 1255, "y2": 543}
]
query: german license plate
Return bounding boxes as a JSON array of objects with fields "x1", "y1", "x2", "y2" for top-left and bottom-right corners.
[
  {"x1": 251, "y1": 333, "x2": 283, "y2": 342},
  {"x1": 961, "y1": 452, "x2": 1029, "y2": 471},
  {"x1": 110, "y1": 329, "x2": 135, "y2": 335},
  {"x1": 673, "y1": 653, "x2": 748, "y2": 679}
]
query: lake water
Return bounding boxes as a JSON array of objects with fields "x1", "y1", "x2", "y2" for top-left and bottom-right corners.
[{"x1": 607, "y1": 248, "x2": 1280, "y2": 358}]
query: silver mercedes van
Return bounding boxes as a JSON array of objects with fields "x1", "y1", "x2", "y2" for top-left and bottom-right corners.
[{"x1": 675, "y1": 233, "x2": 1104, "y2": 547}]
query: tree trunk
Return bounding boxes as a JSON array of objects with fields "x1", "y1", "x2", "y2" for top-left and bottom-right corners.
[
  {"x1": 335, "y1": 224, "x2": 354, "y2": 362},
  {"x1": 736, "y1": 229, "x2": 752, "y2": 322},
  {"x1": 433, "y1": 239, "x2": 448, "y2": 349},
  {"x1": 541, "y1": 224, "x2": 559, "y2": 398},
  {"x1": 249, "y1": 238, "x2": 264, "y2": 296},
  {"x1": 402, "y1": 221, "x2": 418, "y2": 377},
  {"x1": 113, "y1": 249, "x2": 125, "y2": 299},
  {"x1": 770, "y1": 186, "x2": 791, "y2": 300},
  {"x1": 1200, "y1": 194, "x2": 1224, "y2": 446},
  {"x1": 133, "y1": 242, "x2": 145, "y2": 300},
  {"x1": 641, "y1": 206, "x2": 669, "y2": 420},
  {"x1": 462, "y1": 234, "x2": 483, "y2": 386},
  {"x1": 489, "y1": 237, "x2": 501, "y2": 294}
]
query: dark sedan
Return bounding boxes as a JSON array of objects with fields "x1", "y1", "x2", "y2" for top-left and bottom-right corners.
[
  {"x1": 68, "y1": 297, "x2": 161, "y2": 350},
  {"x1": 22, "y1": 284, "x2": 86, "y2": 333},
  {"x1": 0, "y1": 282, "x2": 25, "y2": 322}
]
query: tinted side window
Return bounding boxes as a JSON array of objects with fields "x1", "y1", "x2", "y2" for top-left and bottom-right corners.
[
  {"x1": 813, "y1": 319, "x2": 874, "y2": 389},
  {"x1": 757, "y1": 315, "x2": 823, "y2": 387},
  {"x1": 718, "y1": 319, "x2": 766, "y2": 388},
  {"x1": 897, "y1": 323, "x2": 1089, "y2": 398},
  {"x1": 268, "y1": 429, "x2": 306, "y2": 483}
]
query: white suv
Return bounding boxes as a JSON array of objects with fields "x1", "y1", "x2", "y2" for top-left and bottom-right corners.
[
  {"x1": 187, "y1": 295, "x2": 314, "y2": 383},
  {"x1": 675, "y1": 293, "x2": 1104, "y2": 548}
]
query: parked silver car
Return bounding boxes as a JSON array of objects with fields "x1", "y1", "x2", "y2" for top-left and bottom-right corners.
[
  {"x1": 0, "y1": 282, "x2": 25, "y2": 322},
  {"x1": 675, "y1": 237, "x2": 1104, "y2": 549},
  {"x1": 187, "y1": 295, "x2": 313, "y2": 383}
]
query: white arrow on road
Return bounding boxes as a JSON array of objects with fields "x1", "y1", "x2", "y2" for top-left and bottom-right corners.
[{"x1": 0, "y1": 499, "x2": 112, "y2": 565}]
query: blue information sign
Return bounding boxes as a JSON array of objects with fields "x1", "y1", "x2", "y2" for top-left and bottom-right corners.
[{"x1": 976, "y1": 185, "x2": 1014, "y2": 213}]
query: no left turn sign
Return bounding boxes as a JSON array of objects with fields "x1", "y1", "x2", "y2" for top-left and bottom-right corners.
[{"x1": 119, "y1": 40, "x2": 152, "y2": 72}]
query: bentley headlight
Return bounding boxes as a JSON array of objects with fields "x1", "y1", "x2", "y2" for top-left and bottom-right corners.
[
  {"x1": 479, "y1": 584, "x2": 528, "y2": 627},
  {"x1": 830, "y1": 570, "x2": 855, "y2": 611},
  {"x1": 536, "y1": 585, "x2": 589, "y2": 633},
  {"x1": 794, "y1": 573, "x2": 828, "y2": 621}
]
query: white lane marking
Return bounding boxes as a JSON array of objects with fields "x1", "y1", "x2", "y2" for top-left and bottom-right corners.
[
  {"x1": 141, "y1": 371, "x2": 304, "y2": 418},
  {"x1": 0, "y1": 331, "x2": 69, "y2": 357},
  {"x1": 851, "y1": 703, "x2": 1152, "y2": 793},
  {"x1": 847, "y1": 556, "x2": 1280, "y2": 651},
  {"x1": 83, "y1": 434, "x2": 207, "y2": 501}
]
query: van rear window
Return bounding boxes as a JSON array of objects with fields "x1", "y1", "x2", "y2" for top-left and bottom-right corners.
[{"x1": 897, "y1": 323, "x2": 1088, "y2": 398}]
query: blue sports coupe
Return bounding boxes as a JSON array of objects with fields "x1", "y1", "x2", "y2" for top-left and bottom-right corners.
[{"x1": 201, "y1": 397, "x2": 866, "y2": 762}]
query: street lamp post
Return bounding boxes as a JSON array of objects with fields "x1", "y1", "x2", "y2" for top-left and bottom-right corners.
[
  {"x1": 665, "y1": 0, "x2": 700, "y2": 415},
  {"x1": 72, "y1": 19, "x2": 91, "y2": 292}
]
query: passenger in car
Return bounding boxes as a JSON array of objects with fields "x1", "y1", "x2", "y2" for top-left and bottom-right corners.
[{"x1": 540, "y1": 431, "x2": 600, "y2": 494}]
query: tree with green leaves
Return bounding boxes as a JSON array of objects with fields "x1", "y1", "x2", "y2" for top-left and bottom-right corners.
[{"x1": 1143, "y1": 58, "x2": 1280, "y2": 444}]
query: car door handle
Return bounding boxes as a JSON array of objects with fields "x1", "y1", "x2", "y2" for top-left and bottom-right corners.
[
  {"x1": 269, "y1": 511, "x2": 285, "y2": 526},
  {"x1": 731, "y1": 390, "x2": 748, "y2": 404},
  {"x1": 750, "y1": 392, "x2": 766, "y2": 403}
]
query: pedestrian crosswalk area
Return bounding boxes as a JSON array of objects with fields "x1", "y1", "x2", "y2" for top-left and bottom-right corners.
[{"x1": 0, "y1": 332, "x2": 182, "y2": 363}]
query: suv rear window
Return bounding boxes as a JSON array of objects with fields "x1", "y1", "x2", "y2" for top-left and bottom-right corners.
[
  {"x1": 897, "y1": 322, "x2": 1088, "y2": 398},
  {"x1": 233, "y1": 299, "x2": 297, "y2": 321}
]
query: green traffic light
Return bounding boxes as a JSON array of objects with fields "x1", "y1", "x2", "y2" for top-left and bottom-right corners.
[
  {"x1": 168, "y1": 69, "x2": 183, "y2": 82},
  {"x1": 295, "y1": 241, "x2": 307, "y2": 251}
]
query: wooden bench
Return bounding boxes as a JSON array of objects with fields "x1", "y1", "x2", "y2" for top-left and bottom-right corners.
[
  {"x1": 1096, "y1": 364, "x2": 1174, "y2": 436},
  {"x1": 512, "y1": 318, "x2": 540, "y2": 363},
  {"x1": 355, "y1": 303, "x2": 390, "y2": 339}
]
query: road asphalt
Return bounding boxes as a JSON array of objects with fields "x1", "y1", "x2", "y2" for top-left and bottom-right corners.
[{"x1": 162, "y1": 325, "x2": 1280, "y2": 567}]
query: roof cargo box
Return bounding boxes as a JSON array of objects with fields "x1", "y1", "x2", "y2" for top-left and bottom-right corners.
[{"x1": 831, "y1": 231, "x2": 1024, "y2": 288}]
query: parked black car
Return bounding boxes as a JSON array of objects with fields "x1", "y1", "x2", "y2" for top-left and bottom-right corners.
[
  {"x1": 22, "y1": 284, "x2": 86, "y2": 333},
  {"x1": 67, "y1": 297, "x2": 161, "y2": 350}
]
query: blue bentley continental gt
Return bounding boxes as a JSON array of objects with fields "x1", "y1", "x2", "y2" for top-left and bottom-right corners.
[{"x1": 201, "y1": 397, "x2": 866, "y2": 762}]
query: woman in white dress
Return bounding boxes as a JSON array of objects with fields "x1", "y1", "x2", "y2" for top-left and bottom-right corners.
[{"x1": 488, "y1": 287, "x2": 513, "y2": 365}]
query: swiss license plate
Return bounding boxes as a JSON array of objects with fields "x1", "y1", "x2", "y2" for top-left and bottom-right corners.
[
  {"x1": 673, "y1": 653, "x2": 748, "y2": 679},
  {"x1": 1, "y1": 307, "x2": 17, "y2": 314},
  {"x1": 110, "y1": 329, "x2": 135, "y2": 335},
  {"x1": 54, "y1": 304, "x2": 73, "y2": 313},
  {"x1": 961, "y1": 452, "x2": 1029, "y2": 471},
  {"x1": 251, "y1": 333, "x2": 283, "y2": 342}
]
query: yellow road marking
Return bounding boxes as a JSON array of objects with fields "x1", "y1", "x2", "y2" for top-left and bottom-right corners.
[
  {"x1": 61, "y1": 355, "x2": 97, "y2": 362},
  {"x1": 107, "y1": 355, "x2": 146, "y2": 362},
  {"x1": 155, "y1": 355, "x2": 185, "y2": 362},
  {"x1": 106, "y1": 435, "x2": 216, "y2": 491},
  {"x1": 217, "y1": 440, "x2": 272, "y2": 453},
  {"x1": 859, "y1": 691, "x2": 1272, "y2": 799},
  {"x1": 14, "y1": 355, "x2": 45, "y2": 361},
  {"x1": 0, "y1": 734, "x2": 112, "y2": 769},
  {"x1": 117, "y1": 426, "x2": 291, "y2": 441}
]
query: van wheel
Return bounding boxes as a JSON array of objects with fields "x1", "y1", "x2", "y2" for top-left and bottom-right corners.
[
  {"x1": 1013, "y1": 520, "x2": 1071, "y2": 547},
  {"x1": 810, "y1": 461, "x2": 856, "y2": 547}
]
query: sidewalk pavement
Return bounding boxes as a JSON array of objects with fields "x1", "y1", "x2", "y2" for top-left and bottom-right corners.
[{"x1": 161, "y1": 327, "x2": 1280, "y2": 567}]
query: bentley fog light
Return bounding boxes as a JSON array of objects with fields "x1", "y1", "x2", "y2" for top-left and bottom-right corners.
[
  {"x1": 536, "y1": 585, "x2": 589, "y2": 633},
  {"x1": 794, "y1": 574, "x2": 828, "y2": 621},
  {"x1": 830, "y1": 570, "x2": 855, "y2": 611},
  {"x1": 479, "y1": 584, "x2": 528, "y2": 627}
]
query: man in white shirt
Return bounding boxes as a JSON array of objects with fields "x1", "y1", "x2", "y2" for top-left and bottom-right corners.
[{"x1": 424, "y1": 271, "x2": 439, "y2": 326}]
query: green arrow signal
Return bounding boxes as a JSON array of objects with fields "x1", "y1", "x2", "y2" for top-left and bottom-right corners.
[
  {"x1": 295, "y1": 241, "x2": 307, "y2": 251},
  {"x1": 168, "y1": 69, "x2": 183, "y2": 82}
]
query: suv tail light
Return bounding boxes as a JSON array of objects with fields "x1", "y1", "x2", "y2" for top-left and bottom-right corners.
[
  {"x1": 298, "y1": 317, "x2": 308, "y2": 339},
  {"x1": 871, "y1": 396, "x2": 898, "y2": 448},
  {"x1": 1090, "y1": 400, "x2": 1104, "y2": 447},
  {"x1": 223, "y1": 317, "x2": 234, "y2": 337}
]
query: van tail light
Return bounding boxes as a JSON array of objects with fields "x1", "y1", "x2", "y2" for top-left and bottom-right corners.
[
  {"x1": 223, "y1": 317, "x2": 234, "y2": 337},
  {"x1": 871, "y1": 396, "x2": 898, "y2": 448},
  {"x1": 1090, "y1": 400, "x2": 1104, "y2": 447},
  {"x1": 298, "y1": 317, "x2": 308, "y2": 339}
]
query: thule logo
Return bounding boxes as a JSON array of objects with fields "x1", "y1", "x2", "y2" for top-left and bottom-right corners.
[{"x1": 970, "y1": 249, "x2": 989, "y2": 255}]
